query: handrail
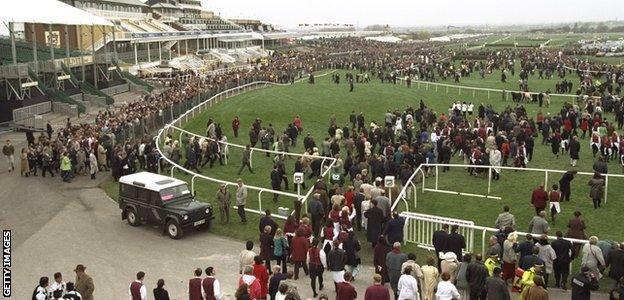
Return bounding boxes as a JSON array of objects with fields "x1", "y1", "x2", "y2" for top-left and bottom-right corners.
[
  {"x1": 399, "y1": 77, "x2": 596, "y2": 99},
  {"x1": 156, "y1": 71, "x2": 338, "y2": 218}
]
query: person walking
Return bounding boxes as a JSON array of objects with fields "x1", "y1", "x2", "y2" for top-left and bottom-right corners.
[
  {"x1": 567, "y1": 211, "x2": 587, "y2": 258},
  {"x1": 398, "y1": 266, "x2": 420, "y2": 300},
  {"x1": 386, "y1": 242, "x2": 408, "y2": 299},
  {"x1": 260, "y1": 225, "x2": 274, "y2": 271},
  {"x1": 3, "y1": 139, "x2": 15, "y2": 172},
  {"x1": 236, "y1": 178, "x2": 248, "y2": 223},
  {"x1": 606, "y1": 243, "x2": 624, "y2": 291},
  {"x1": 74, "y1": 264, "x2": 94, "y2": 300},
  {"x1": 364, "y1": 199, "x2": 385, "y2": 247},
  {"x1": 129, "y1": 271, "x2": 147, "y2": 300},
  {"x1": 588, "y1": 172, "x2": 605, "y2": 209},
  {"x1": 216, "y1": 184, "x2": 231, "y2": 224},
  {"x1": 432, "y1": 224, "x2": 449, "y2": 269},
  {"x1": 307, "y1": 238, "x2": 326, "y2": 297},
  {"x1": 188, "y1": 268, "x2": 203, "y2": 300},
  {"x1": 559, "y1": 170, "x2": 577, "y2": 202},
  {"x1": 531, "y1": 184, "x2": 548, "y2": 215},
  {"x1": 571, "y1": 267, "x2": 600, "y2": 300},
  {"x1": 364, "y1": 274, "x2": 390, "y2": 300},
  {"x1": 420, "y1": 256, "x2": 439, "y2": 300},
  {"x1": 327, "y1": 240, "x2": 346, "y2": 291},
  {"x1": 485, "y1": 267, "x2": 510, "y2": 300},
  {"x1": 502, "y1": 232, "x2": 518, "y2": 282},
  {"x1": 153, "y1": 279, "x2": 170, "y2": 300},
  {"x1": 335, "y1": 272, "x2": 357, "y2": 300},
  {"x1": 529, "y1": 211, "x2": 550, "y2": 235},
  {"x1": 290, "y1": 228, "x2": 310, "y2": 280},
  {"x1": 252, "y1": 256, "x2": 270, "y2": 300},
  {"x1": 551, "y1": 231, "x2": 573, "y2": 290},
  {"x1": 32, "y1": 277, "x2": 49, "y2": 300},
  {"x1": 240, "y1": 241, "x2": 257, "y2": 274},
  {"x1": 273, "y1": 228, "x2": 289, "y2": 273},
  {"x1": 89, "y1": 150, "x2": 98, "y2": 180},
  {"x1": 268, "y1": 266, "x2": 286, "y2": 300},
  {"x1": 582, "y1": 236, "x2": 606, "y2": 279},
  {"x1": 535, "y1": 234, "x2": 557, "y2": 287},
  {"x1": 446, "y1": 225, "x2": 466, "y2": 263},
  {"x1": 466, "y1": 254, "x2": 488, "y2": 300},
  {"x1": 307, "y1": 193, "x2": 325, "y2": 237},
  {"x1": 435, "y1": 271, "x2": 460, "y2": 300},
  {"x1": 495, "y1": 205, "x2": 516, "y2": 230},
  {"x1": 238, "y1": 145, "x2": 254, "y2": 175}
]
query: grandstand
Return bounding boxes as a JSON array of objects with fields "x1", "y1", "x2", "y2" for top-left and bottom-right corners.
[{"x1": 0, "y1": 0, "x2": 272, "y2": 126}]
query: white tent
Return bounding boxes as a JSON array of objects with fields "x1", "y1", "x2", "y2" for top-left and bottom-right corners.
[{"x1": 0, "y1": 0, "x2": 113, "y2": 26}]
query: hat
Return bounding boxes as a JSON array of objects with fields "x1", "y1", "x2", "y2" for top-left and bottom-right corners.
[
  {"x1": 581, "y1": 266, "x2": 591, "y2": 273},
  {"x1": 236, "y1": 178, "x2": 243, "y2": 182},
  {"x1": 74, "y1": 264, "x2": 86, "y2": 272},
  {"x1": 441, "y1": 252, "x2": 457, "y2": 262}
]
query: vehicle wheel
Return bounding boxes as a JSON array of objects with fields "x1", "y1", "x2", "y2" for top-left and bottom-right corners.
[
  {"x1": 166, "y1": 220, "x2": 183, "y2": 239},
  {"x1": 126, "y1": 208, "x2": 140, "y2": 227}
]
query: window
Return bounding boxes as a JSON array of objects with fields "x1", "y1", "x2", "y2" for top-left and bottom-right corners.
[
  {"x1": 149, "y1": 191, "x2": 162, "y2": 206},
  {"x1": 137, "y1": 188, "x2": 150, "y2": 203},
  {"x1": 159, "y1": 184, "x2": 191, "y2": 202},
  {"x1": 120, "y1": 184, "x2": 137, "y2": 198}
]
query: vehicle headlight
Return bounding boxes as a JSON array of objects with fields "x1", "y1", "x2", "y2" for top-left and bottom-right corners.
[
  {"x1": 205, "y1": 208, "x2": 210, "y2": 214},
  {"x1": 183, "y1": 215, "x2": 189, "y2": 220}
]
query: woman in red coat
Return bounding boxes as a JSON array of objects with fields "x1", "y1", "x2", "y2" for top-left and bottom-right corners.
[
  {"x1": 252, "y1": 256, "x2": 269, "y2": 299},
  {"x1": 290, "y1": 228, "x2": 310, "y2": 279}
]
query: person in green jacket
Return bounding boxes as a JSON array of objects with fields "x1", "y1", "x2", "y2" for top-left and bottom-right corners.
[{"x1": 60, "y1": 152, "x2": 72, "y2": 182}]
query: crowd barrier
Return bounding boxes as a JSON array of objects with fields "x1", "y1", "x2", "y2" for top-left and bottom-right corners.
[
  {"x1": 392, "y1": 162, "x2": 616, "y2": 258},
  {"x1": 155, "y1": 71, "x2": 338, "y2": 219}
]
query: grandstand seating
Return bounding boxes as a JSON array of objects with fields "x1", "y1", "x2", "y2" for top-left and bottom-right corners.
[{"x1": 0, "y1": 38, "x2": 82, "y2": 65}]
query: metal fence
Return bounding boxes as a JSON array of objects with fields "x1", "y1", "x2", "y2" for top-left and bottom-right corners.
[
  {"x1": 12, "y1": 101, "x2": 51, "y2": 122},
  {"x1": 52, "y1": 102, "x2": 78, "y2": 119}
]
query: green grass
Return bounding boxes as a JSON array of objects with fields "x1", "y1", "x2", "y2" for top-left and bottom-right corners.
[
  {"x1": 100, "y1": 68, "x2": 623, "y2": 289},
  {"x1": 174, "y1": 70, "x2": 623, "y2": 245}
]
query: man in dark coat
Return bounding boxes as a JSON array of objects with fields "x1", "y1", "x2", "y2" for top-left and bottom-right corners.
[
  {"x1": 364, "y1": 199, "x2": 385, "y2": 247},
  {"x1": 384, "y1": 212, "x2": 405, "y2": 245},
  {"x1": 258, "y1": 210, "x2": 278, "y2": 235},
  {"x1": 268, "y1": 266, "x2": 287, "y2": 300},
  {"x1": 558, "y1": 170, "x2": 577, "y2": 202},
  {"x1": 433, "y1": 224, "x2": 449, "y2": 269},
  {"x1": 607, "y1": 243, "x2": 624, "y2": 289},
  {"x1": 270, "y1": 165, "x2": 282, "y2": 202},
  {"x1": 466, "y1": 254, "x2": 489, "y2": 300},
  {"x1": 551, "y1": 231, "x2": 574, "y2": 289},
  {"x1": 446, "y1": 225, "x2": 466, "y2": 262},
  {"x1": 571, "y1": 267, "x2": 599, "y2": 300},
  {"x1": 307, "y1": 194, "x2": 325, "y2": 237},
  {"x1": 569, "y1": 136, "x2": 581, "y2": 167},
  {"x1": 485, "y1": 267, "x2": 510, "y2": 300}
]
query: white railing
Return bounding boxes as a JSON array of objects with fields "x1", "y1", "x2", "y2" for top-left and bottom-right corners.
[
  {"x1": 156, "y1": 71, "x2": 337, "y2": 219},
  {"x1": 400, "y1": 211, "x2": 589, "y2": 259},
  {"x1": 392, "y1": 162, "x2": 619, "y2": 262},
  {"x1": 393, "y1": 163, "x2": 624, "y2": 210},
  {"x1": 397, "y1": 77, "x2": 595, "y2": 101},
  {"x1": 402, "y1": 212, "x2": 476, "y2": 253}
]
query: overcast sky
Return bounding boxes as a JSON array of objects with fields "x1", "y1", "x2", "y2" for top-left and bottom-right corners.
[{"x1": 201, "y1": 0, "x2": 624, "y2": 29}]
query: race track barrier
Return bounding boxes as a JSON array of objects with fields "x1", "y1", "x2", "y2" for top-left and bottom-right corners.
[{"x1": 156, "y1": 72, "x2": 337, "y2": 219}]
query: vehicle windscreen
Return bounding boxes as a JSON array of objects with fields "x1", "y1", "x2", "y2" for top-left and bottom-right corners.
[{"x1": 160, "y1": 184, "x2": 191, "y2": 203}]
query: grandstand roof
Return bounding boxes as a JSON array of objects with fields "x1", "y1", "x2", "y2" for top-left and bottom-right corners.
[
  {"x1": 0, "y1": 0, "x2": 113, "y2": 26},
  {"x1": 151, "y1": 2, "x2": 180, "y2": 9},
  {"x1": 99, "y1": 0, "x2": 148, "y2": 7}
]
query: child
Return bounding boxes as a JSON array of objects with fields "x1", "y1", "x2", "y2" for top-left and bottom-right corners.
[{"x1": 548, "y1": 184, "x2": 561, "y2": 224}]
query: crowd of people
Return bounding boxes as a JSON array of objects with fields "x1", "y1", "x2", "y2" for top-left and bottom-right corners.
[{"x1": 15, "y1": 37, "x2": 624, "y2": 300}]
